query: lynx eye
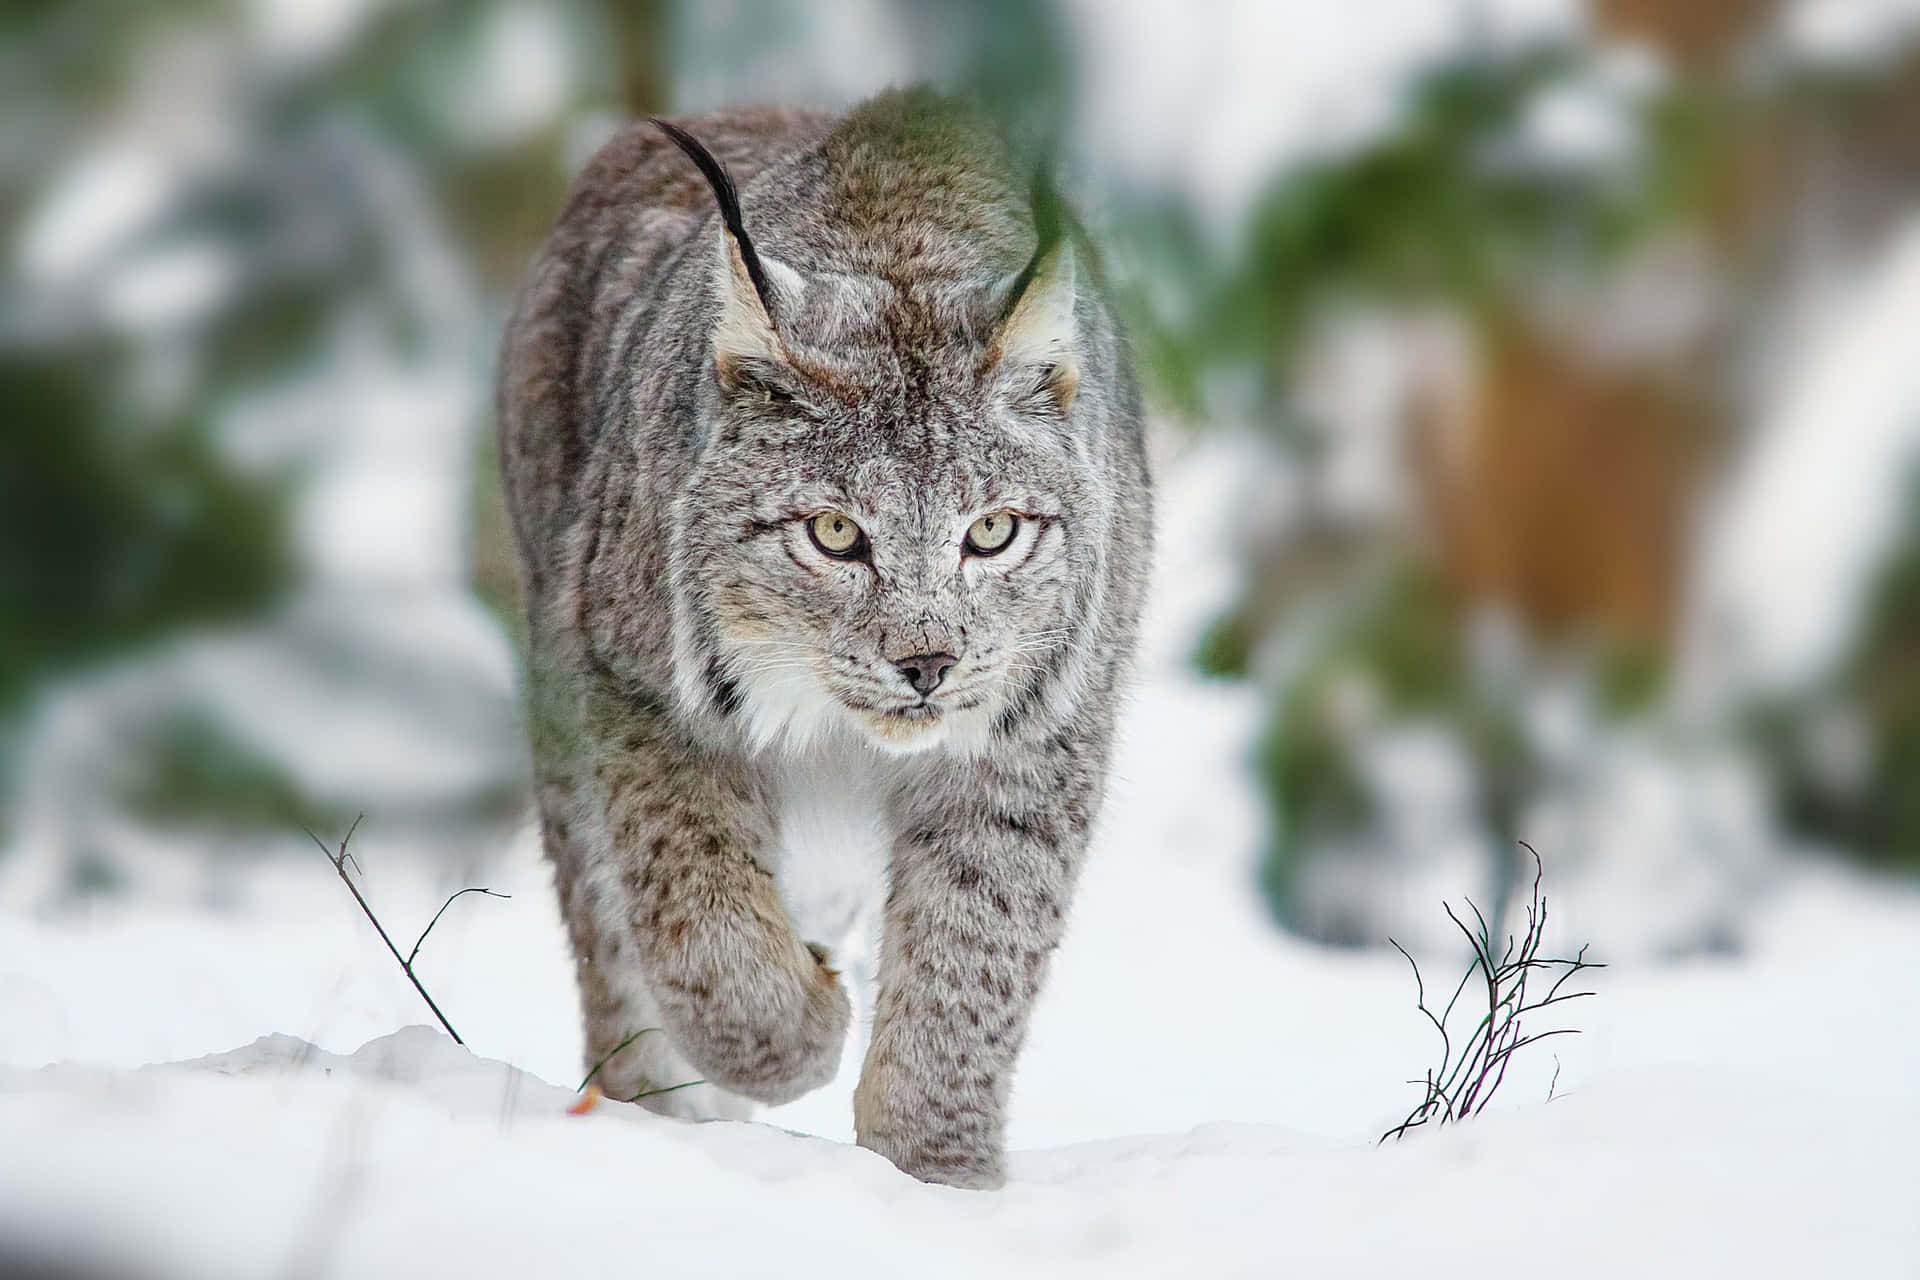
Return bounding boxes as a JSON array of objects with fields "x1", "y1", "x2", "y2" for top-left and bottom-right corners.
[
  {"x1": 807, "y1": 511, "x2": 867, "y2": 559},
  {"x1": 964, "y1": 510, "x2": 1019, "y2": 556}
]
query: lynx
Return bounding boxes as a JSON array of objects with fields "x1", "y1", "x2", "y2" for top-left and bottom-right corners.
[{"x1": 497, "y1": 89, "x2": 1151, "y2": 1188}]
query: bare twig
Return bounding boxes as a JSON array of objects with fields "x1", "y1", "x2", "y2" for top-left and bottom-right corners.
[
  {"x1": 579, "y1": 1028, "x2": 659, "y2": 1093},
  {"x1": 624, "y1": 1079, "x2": 704, "y2": 1103},
  {"x1": 1381, "y1": 844, "x2": 1602, "y2": 1143},
  {"x1": 305, "y1": 817, "x2": 505, "y2": 1047},
  {"x1": 409, "y1": 887, "x2": 511, "y2": 968},
  {"x1": 574, "y1": 1027, "x2": 705, "y2": 1103}
]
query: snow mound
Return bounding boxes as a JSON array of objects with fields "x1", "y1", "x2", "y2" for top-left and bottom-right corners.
[{"x1": 1, "y1": 1025, "x2": 1913, "y2": 1278}]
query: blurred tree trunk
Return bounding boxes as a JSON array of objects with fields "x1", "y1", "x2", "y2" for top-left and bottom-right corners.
[
  {"x1": 1593, "y1": 0, "x2": 1779, "y2": 73},
  {"x1": 1415, "y1": 313, "x2": 1714, "y2": 653},
  {"x1": 1411, "y1": 0, "x2": 1778, "y2": 653},
  {"x1": 1416, "y1": 1, "x2": 1920, "y2": 666}
]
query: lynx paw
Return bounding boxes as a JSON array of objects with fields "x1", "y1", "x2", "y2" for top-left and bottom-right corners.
[
  {"x1": 656, "y1": 941, "x2": 850, "y2": 1106},
  {"x1": 855, "y1": 1128, "x2": 1006, "y2": 1190},
  {"x1": 854, "y1": 1062, "x2": 1006, "y2": 1189}
]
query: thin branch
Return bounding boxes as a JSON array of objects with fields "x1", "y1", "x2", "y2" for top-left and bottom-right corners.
[
  {"x1": 1390, "y1": 938, "x2": 1452, "y2": 1056},
  {"x1": 332, "y1": 813, "x2": 365, "y2": 876},
  {"x1": 306, "y1": 818, "x2": 506, "y2": 1048},
  {"x1": 409, "y1": 887, "x2": 511, "y2": 968}
]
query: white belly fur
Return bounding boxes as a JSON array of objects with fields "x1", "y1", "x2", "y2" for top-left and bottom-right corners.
[{"x1": 768, "y1": 740, "x2": 893, "y2": 960}]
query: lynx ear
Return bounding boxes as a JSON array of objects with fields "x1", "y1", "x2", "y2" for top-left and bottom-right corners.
[
  {"x1": 710, "y1": 230, "x2": 805, "y2": 386},
  {"x1": 990, "y1": 238, "x2": 1079, "y2": 415},
  {"x1": 650, "y1": 117, "x2": 803, "y2": 389}
]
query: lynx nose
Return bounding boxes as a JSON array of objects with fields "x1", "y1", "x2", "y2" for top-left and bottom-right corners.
[{"x1": 893, "y1": 652, "x2": 958, "y2": 696}]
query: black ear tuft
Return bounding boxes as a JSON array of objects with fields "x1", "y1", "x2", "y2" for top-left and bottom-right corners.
[
  {"x1": 998, "y1": 153, "x2": 1068, "y2": 326},
  {"x1": 650, "y1": 117, "x2": 780, "y2": 322},
  {"x1": 1027, "y1": 154, "x2": 1066, "y2": 258}
]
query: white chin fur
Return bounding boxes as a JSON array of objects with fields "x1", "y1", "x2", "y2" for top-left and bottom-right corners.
[
  {"x1": 869, "y1": 700, "x2": 998, "y2": 758},
  {"x1": 858, "y1": 711, "x2": 952, "y2": 755},
  {"x1": 730, "y1": 651, "x2": 995, "y2": 759},
  {"x1": 735, "y1": 657, "x2": 847, "y2": 755}
]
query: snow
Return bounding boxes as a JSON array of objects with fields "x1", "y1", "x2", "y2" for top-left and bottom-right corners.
[
  {"x1": 4, "y1": 444, "x2": 1919, "y2": 1275},
  {"x1": 245, "y1": 0, "x2": 392, "y2": 72},
  {"x1": 1780, "y1": 0, "x2": 1920, "y2": 66},
  {"x1": 442, "y1": 4, "x2": 577, "y2": 149},
  {"x1": 675, "y1": 0, "x2": 1586, "y2": 233},
  {"x1": 17, "y1": 143, "x2": 180, "y2": 285},
  {"x1": 1064, "y1": 0, "x2": 1582, "y2": 226},
  {"x1": 1510, "y1": 74, "x2": 1639, "y2": 172},
  {"x1": 3, "y1": 1027, "x2": 1912, "y2": 1279},
  {"x1": 4, "y1": 845, "x2": 1917, "y2": 1279},
  {"x1": 97, "y1": 239, "x2": 239, "y2": 333},
  {"x1": 1688, "y1": 216, "x2": 1920, "y2": 699},
  {"x1": 673, "y1": 0, "x2": 917, "y2": 123}
]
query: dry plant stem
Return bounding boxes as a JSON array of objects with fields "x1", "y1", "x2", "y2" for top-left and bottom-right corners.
[
  {"x1": 625, "y1": 1080, "x2": 704, "y2": 1103},
  {"x1": 305, "y1": 815, "x2": 508, "y2": 1047},
  {"x1": 409, "y1": 886, "x2": 510, "y2": 967},
  {"x1": 577, "y1": 1028, "x2": 705, "y2": 1102},
  {"x1": 1381, "y1": 844, "x2": 1603, "y2": 1143},
  {"x1": 579, "y1": 1028, "x2": 659, "y2": 1092}
]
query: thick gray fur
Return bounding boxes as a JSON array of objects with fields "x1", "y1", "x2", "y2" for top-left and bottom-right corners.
[{"x1": 496, "y1": 89, "x2": 1151, "y2": 1188}]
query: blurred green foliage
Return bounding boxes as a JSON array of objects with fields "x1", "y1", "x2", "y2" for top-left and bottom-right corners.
[
  {"x1": 1169, "y1": 43, "x2": 1681, "y2": 928},
  {"x1": 109, "y1": 705, "x2": 337, "y2": 834},
  {"x1": 0, "y1": 0, "x2": 1074, "y2": 843},
  {"x1": 0, "y1": 353, "x2": 291, "y2": 720},
  {"x1": 0, "y1": 0, "x2": 665, "y2": 839},
  {"x1": 1, "y1": 4, "x2": 292, "y2": 733},
  {"x1": 1188, "y1": 30, "x2": 1920, "y2": 926},
  {"x1": 5, "y1": 0, "x2": 1916, "y2": 896},
  {"x1": 1834, "y1": 490, "x2": 1920, "y2": 869},
  {"x1": 1765, "y1": 477, "x2": 1920, "y2": 871},
  {"x1": 1249, "y1": 567, "x2": 1532, "y2": 941},
  {"x1": 1161, "y1": 47, "x2": 1660, "y2": 429}
]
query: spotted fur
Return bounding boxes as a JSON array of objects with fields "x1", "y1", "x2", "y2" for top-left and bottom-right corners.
[{"x1": 497, "y1": 89, "x2": 1151, "y2": 1188}]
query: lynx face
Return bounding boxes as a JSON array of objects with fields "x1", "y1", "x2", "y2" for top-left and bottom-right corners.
[
  {"x1": 683, "y1": 301, "x2": 1091, "y2": 757},
  {"x1": 656, "y1": 149, "x2": 1096, "y2": 759}
]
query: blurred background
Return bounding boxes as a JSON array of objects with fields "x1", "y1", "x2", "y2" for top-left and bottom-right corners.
[{"x1": 5, "y1": 0, "x2": 1919, "y2": 963}]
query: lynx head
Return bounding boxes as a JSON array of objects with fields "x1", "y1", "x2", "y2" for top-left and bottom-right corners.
[{"x1": 657, "y1": 105, "x2": 1111, "y2": 757}]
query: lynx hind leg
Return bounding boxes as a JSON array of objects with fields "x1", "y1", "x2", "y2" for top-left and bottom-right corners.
[{"x1": 539, "y1": 780, "x2": 754, "y2": 1120}]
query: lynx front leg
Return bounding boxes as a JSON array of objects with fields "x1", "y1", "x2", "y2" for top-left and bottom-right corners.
[
  {"x1": 537, "y1": 776, "x2": 748, "y2": 1119},
  {"x1": 592, "y1": 730, "x2": 851, "y2": 1106},
  {"x1": 855, "y1": 746, "x2": 1103, "y2": 1188}
]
